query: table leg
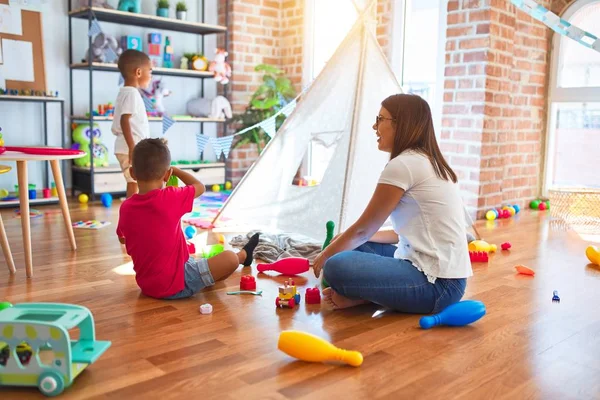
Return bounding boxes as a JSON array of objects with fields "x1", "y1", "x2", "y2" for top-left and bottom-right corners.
[
  {"x1": 0, "y1": 215, "x2": 16, "y2": 274},
  {"x1": 17, "y1": 161, "x2": 33, "y2": 278},
  {"x1": 50, "y1": 159, "x2": 77, "y2": 251}
]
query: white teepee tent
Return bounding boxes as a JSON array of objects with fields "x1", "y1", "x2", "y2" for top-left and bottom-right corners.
[{"x1": 213, "y1": 3, "x2": 402, "y2": 242}]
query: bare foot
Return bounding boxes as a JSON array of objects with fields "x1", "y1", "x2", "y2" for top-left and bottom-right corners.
[{"x1": 322, "y1": 287, "x2": 369, "y2": 310}]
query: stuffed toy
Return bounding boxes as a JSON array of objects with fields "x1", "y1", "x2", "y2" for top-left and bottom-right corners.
[
  {"x1": 142, "y1": 79, "x2": 171, "y2": 116},
  {"x1": 76, "y1": 0, "x2": 113, "y2": 8},
  {"x1": 208, "y1": 49, "x2": 231, "y2": 85},
  {"x1": 118, "y1": 0, "x2": 142, "y2": 13},
  {"x1": 71, "y1": 124, "x2": 109, "y2": 167},
  {"x1": 187, "y1": 96, "x2": 232, "y2": 119},
  {"x1": 83, "y1": 32, "x2": 123, "y2": 63}
]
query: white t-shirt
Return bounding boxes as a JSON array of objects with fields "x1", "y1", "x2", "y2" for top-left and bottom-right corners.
[
  {"x1": 111, "y1": 87, "x2": 150, "y2": 155},
  {"x1": 378, "y1": 150, "x2": 472, "y2": 283}
]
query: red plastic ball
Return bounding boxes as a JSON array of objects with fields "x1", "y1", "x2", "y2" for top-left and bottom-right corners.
[
  {"x1": 538, "y1": 202, "x2": 547, "y2": 211},
  {"x1": 502, "y1": 209, "x2": 510, "y2": 218}
]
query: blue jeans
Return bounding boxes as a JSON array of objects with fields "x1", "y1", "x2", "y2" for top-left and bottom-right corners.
[
  {"x1": 323, "y1": 242, "x2": 467, "y2": 314},
  {"x1": 165, "y1": 257, "x2": 215, "y2": 299}
]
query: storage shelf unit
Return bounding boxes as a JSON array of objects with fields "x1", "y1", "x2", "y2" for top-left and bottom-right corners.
[
  {"x1": 0, "y1": 96, "x2": 65, "y2": 208},
  {"x1": 68, "y1": 1, "x2": 229, "y2": 200}
]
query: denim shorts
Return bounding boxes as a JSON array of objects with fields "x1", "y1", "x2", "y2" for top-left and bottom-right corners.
[{"x1": 165, "y1": 257, "x2": 215, "y2": 299}]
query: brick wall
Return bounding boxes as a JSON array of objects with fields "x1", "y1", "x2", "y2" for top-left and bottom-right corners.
[
  {"x1": 377, "y1": 0, "x2": 393, "y2": 58},
  {"x1": 442, "y1": 0, "x2": 557, "y2": 218}
]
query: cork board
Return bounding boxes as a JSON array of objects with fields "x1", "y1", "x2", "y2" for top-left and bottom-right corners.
[{"x1": 0, "y1": 0, "x2": 46, "y2": 92}]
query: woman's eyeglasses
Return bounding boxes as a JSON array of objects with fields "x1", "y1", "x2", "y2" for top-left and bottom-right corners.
[{"x1": 375, "y1": 115, "x2": 395, "y2": 127}]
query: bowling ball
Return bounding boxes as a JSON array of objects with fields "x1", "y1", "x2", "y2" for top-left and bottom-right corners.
[
  {"x1": 486, "y1": 210, "x2": 496, "y2": 221},
  {"x1": 78, "y1": 193, "x2": 89, "y2": 204},
  {"x1": 530, "y1": 199, "x2": 541, "y2": 209},
  {"x1": 538, "y1": 202, "x2": 547, "y2": 211}
]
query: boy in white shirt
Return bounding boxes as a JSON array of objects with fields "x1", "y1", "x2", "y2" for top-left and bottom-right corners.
[{"x1": 112, "y1": 50, "x2": 152, "y2": 198}]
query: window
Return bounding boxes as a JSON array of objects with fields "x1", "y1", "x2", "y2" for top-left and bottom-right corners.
[{"x1": 545, "y1": 0, "x2": 600, "y2": 191}]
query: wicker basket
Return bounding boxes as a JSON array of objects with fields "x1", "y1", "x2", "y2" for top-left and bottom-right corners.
[{"x1": 548, "y1": 187, "x2": 600, "y2": 234}]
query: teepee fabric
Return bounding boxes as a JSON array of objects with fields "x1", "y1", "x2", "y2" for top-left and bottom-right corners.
[{"x1": 213, "y1": 10, "x2": 402, "y2": 242}]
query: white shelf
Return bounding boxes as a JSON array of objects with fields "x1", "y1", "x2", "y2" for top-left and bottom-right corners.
[
  {"x1": 70, "y1": 62, "x2": 214, "y2": 78},
  {"x1": 71, "y1": 115, "x2": 226, "y2": 123},
  {"x1": 0, "y1": 197, "x2": 59, "y2": 208}
]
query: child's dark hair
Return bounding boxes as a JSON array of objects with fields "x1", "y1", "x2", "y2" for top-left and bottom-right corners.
[
  {"x1": 117, "y1": 49, "x2": 150, "y2": 77},
  {"x1": 132, "y1": 139, "x2": 171, "y2": 181}
]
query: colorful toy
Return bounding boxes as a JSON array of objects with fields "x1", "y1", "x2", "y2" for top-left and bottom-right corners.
[
  {"x1": 187, "y1": 242, "x2": 196, "y2": 254},
  {"x1": 199, "y1": 304, "x2": 213, "y2": 314},
  {"x1": 100, "y1": 193, "x2": 113, "y2": 208},
  {"x1": 88, "y1": 102, "x2": 115, "y2": 117},
  {"x1": 120, "y1": 35, "x2": 142, "y2": 51},
  {"x1": 530, "y1": 199, "x2": 550, "y2": 210},
  {"x1": 211, "y1": 184, "x2": 220, "y2": 192},
  {"x1": 225, "y1": 181, "x2": 232, "y2": 190},
  {"x1": 28, "y1": 184, "x2": 36, "y2": 200},
  {"x1": 180, "y1": 56, "x2": 189, "y2": 70},
  {"x1": 468, "y1": 240, "x2": 497, "y2": 253},
  {"x1": 240, "y1": 276, "x2": 256, "y2": 291},
  {"x1": 147, "y1": 33, "x2": 162, "y2": 67},
  {"x1": 118, "y1": 0, "x2": 141, "y2": 13},
  {"x1": 469, "y1": 251, "x2": 488, "y2": 262},
  {"x1": 485, "y1": 210, "x2": 497, "y2": 220},
  {"x1": 191, "y1": 54, "x2": 209, "y2": 71},
  {"x1": 14, "y1": 209, "x2": 43, "y2": 219},
  {"x1": 276, "y1": 279, "x2": 301, "y2": 308},
  {"x1": 538, "y1": 202, "x2": 547, "y2": 211},
  {"x1": 51, "y1": 183, "x2": 58, "y2": 197},
  {"x1": 257, "y1": 257, "x2": 310, "y2": 275},
  {"x1": 305, "y1": 287, "x2": 321, "y2": 304},
  {"x1": 200, "y1": 244, "x2": 224, "y2": 258},
  {"x1": 515, "y1": 265, "x2": 535, "y2": 276},
  {"x1": 208, "y1": 48, "x2": 232, "y2": 85},
  {"x1": 42, "y1": 188, "x2": 51, "y2": 198},
  {"x1": 586, "y1": 245, "x2": 600, "y2": 265},
  {"x1": 184, "y1": 225, "x2": 197, "y2": 239},
  {"x1": 419, "y1": 300, "x2": 486, "y2": 329},
  {"x1": 72, "y1": 220, "x2": 111, "y2": 230},
  {"x1": 501, "y1": 242, "x2": 511, "y2": 250},
  {"x1": 78, "y1": 194, "x2": 89, "y2": 204},
  {"x1": 0, "y1": 302, "x2": 111, "y2": 396},
  {"x1": 552, "y1": 290, "x2": 560, "y2": 303},
  {"x1": 142, "y1": 79, "x2": 171, "y2": 116},
  {"x1": 71, "y1": 124, "x2": 110, "y2": 167},
  {"x1": 277, "y1": 330, "x2": 363, "y2": 367},
  {"x1": 163, "y1": 36, "x2": 174, "y2": 68},
  {"x1": 83, "y1": 32, "x2": 122, "y2": 63},
  {"x1": 321, "y1": 220, "x2": 335, "y2": 288},
  {"x1": 226, "y1": 290, "x2": 263, "y2": 295}
]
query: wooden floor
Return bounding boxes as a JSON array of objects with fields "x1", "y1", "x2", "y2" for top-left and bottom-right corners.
[{"x1": 1, "y1": 201, "x2": 600, "y2": 399}]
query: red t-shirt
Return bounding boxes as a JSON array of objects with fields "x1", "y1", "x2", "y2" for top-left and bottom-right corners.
[{"x1": 116, "y1": 186, "x2": 196, "y2": 298}]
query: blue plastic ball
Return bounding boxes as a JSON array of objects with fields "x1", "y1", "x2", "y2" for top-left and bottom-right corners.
[
  {"x1": 184, "y1": 225, "x2": 197, "y2": 240},
  {"x1": 100, "y1": 193, "x2": 113, "y2": 208},
  {"x1": 513, "y1": 204, "x2": 520, "y2": 213}
]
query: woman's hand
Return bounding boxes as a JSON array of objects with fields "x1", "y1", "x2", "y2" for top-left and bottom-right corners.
[{"x1": 312, "y1": 251, "x2": 329, "y2": 278}]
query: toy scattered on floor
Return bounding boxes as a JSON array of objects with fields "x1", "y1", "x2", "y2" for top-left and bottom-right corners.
[
  {"x1": 182, "y1": 190, "x2": 232, "y2": 229},
  {"x1": 184, "y1": 225, "x2": 197, "y2": 240},
  {"x1": 485, "y1": 204, "x2": 520, "y2": 220},
  {"x1": 276, "y1": 279, "x2": 301, "y2": 308},
  {"x1": 240, "y1": 276, "x2": 256, "y2": 291},
  {"x1": 469, "y1": 251, "x2": 488, "y2": 263},
  {"x1": 199, "y1": 303, "x2": 213, "y2": 314},
  {"x1": 83, "y1": 32, "x2": 123, "y2": 63},
  {"x1": 147, "y1": 33, "x2": 162, "y2": 68},
  {"x1": 468, "y1": 240, "x2": 497, "y2": 253},
  {"x1": 321, "y1": 220, "x2": 335, "y2": 288},
  {"x1": 226, "y1": 290, "x2": 263, "y2": 296},
  {"x1": 305, "y1": 287, "x2": 321, "y2": 304},
  {"x1": 71, "y1": 124, "x2": 110, "y2": 167},
  {"x1": 163, "y1": 36, "x2": 174, "y2": 68},
  {"x1": 552, "y1": 290, "x2": 560, "y2": 303},
  {"x1": 0, "y1": 302, "x2": 111, "y2": 396},
  {"x1": 78, "y1": 194, "x2": 89, "y2": 204},
  {"x1": 529, "y1": 199, "x2": 550, "y2": 210},
  {"x1": 14, "y1": 209, "x2": 43, "y2": 219},
  {"x1": 257, "y1": 257, "x2": 310, "y2": 275},
  {"x1": 100, "y1": 193, "x2": 113, "y2": 208},
  {"x1": 200, "y1": 244, "x2": 224, "y2": 258},
  {"x1": 419, "y1": 300, "x2": 486, "y2": 329},
  {"x1": 72, "y1": 220, "x2": 111, "y2": 230},
  {"x1": 586, "y1": 245, "x2": 600, "y2": 265},
  {"x1": 187, "y1": 242, "x2": 196, "y2": 254},
  {"x1": 514, "y1": 265, "x2": 535, "y2": 276},
  {"x1": 277, "y1": 330, "x2": 363, "y2": 367},
  {"x1": 120, "y1": 35, "x2": 142, "y2": 51},
  {"x1": 209, "y1": 48, "x2": 232, "y2": 85},
  {"x1": 186, "y1": 96, "x2": 233, "y2": 119},
  {"x1": 501, "y1": 242, "x2": 512, "y2": 250}
]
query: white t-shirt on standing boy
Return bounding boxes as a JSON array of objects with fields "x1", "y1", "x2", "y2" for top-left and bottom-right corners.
[{"x1": 111, "y1": 87, "x2": 150, "y2": 155}]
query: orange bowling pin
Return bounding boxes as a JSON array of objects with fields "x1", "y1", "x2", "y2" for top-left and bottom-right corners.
[{"x1": 277, "y1": 330, "x2": 363, "y2": 367}]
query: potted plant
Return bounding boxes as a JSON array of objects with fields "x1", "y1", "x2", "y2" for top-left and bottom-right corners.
[
  {"x1": 176, "y1": 1, "x2": 187, "y2": 20},
  {"x1": 156, "y1": 0, "x2": 170, "y2": 17},
  {"x1": 232, "y1": 64, "x2": 297, "y2": 154}
]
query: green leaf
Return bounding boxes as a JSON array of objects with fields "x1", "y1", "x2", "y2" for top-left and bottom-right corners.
[{"x1": 255, "y1": 64, "x2": 283, "y2": 75}]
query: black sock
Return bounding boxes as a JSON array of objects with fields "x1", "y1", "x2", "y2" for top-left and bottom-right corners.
[{"x1": 241, "y1": 233, "x2": 260, "y2": 266}]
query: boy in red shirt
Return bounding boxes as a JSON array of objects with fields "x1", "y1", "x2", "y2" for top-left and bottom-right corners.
[{"x1": 117, "y1": 138, "x2": 259, "y2": 299}]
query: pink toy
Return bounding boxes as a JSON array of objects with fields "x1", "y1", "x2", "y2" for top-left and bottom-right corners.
[
  {"x1": 305, "y1": 288, "x2": 321, "y2": 304},
  {"x1": 538, "y1": 202, "x2": 547, "y2": 211},
  {"x1": 257, "y1": 257, "x2": 310, "y2": 275},
  {"x1": 208, "y1": 48, "x2": 231, "y2": 85},
  {"x1": 240, "y1": 275, "x2": 256, "y2": 291},
  {"x1": 469, "y1": 251, "x2": 488, "y2": 263},
  {"x1": 501, "y1": 242, "x2": 511, "y2": 250}
]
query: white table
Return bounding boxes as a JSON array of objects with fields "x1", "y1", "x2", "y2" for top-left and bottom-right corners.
[{"x1": 0, "y1": 151, "x2": 84, "y2": 277}]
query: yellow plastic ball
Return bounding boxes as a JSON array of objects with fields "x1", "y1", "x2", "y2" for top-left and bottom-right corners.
[
  {"x1": 225, "y1": 181, "x2": 232, "y2": 190},
  {"x1": 78, "y1": 194, "x2": 89, "y2": 204},
  {"x1": 507, "y1": 206, "x2": 516, "y2": 216},
  {"x1": 211, "y1": 184, "x2": 220, "y2": 192},
  {"x1": 486, "y1": 210, "x2": 496, "y2": 221}
]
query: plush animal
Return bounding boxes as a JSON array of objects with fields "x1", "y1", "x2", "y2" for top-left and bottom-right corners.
[
  {"x1": 76, "y1": 0, "x2": 113, "y2": 8},
  {"x1": 208, "y1": 49, "x2": 232, "y2": 85},
  {"x1": 71, "y1": 124, "x2": 109, "y2": 167},
  {"x1": 187, "y1": 96, "x2": 232, "y2": 119},
  {"x1": 118, "y1": 0, "x2": 142, "y2": 13},
  {"x1": 142, "y1": 79, "x2": 171, "y2": 116},
  {"x1": 83, "y1": 32, "x2": 123, "y2": 63}
]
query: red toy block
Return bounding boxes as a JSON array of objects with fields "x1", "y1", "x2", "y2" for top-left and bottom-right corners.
[
  {"x1": 469, "y1": 251, "x2": 488, "y2": 263},
  {"x1": 305, "y1": 287, "x2": 321, "y2": 304},
  {"x1": 240, "y1": 275, "x2": 256, "y2": 291},
  {"x1": 501, "y1": 242, "x2": 512, "y2": 250},
  {"x1": 148, "y1": 43, "x2": 161, "y2": 56}
]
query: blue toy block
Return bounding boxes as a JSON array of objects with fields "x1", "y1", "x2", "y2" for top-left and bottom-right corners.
[
  {"x1": 148, "y1": 33, "x2": 162, "y2": 45},
  {"x1": 121, "y1": 35, "x2": 142, "y2": 51}
]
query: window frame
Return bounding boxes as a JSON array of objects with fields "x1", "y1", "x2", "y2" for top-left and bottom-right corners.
[{"x1": 543, "y1": 0, "x2": 600, "y2": 194}]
